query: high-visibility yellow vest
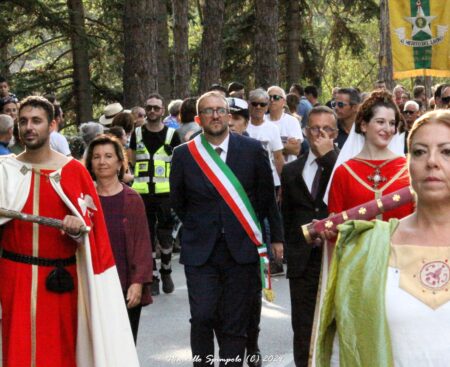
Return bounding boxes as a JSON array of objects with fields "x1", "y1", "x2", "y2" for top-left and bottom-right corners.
[{"x1": 132, "y1": 126, "x2": 176, "y2": 195}]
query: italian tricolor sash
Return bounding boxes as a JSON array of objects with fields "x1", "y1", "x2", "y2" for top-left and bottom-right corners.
[{"x1": 187, "y1": 134, "x2": 274, "y2": 301}]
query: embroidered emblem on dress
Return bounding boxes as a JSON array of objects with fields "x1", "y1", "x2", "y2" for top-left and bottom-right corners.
[{"x1": 391, "y1": 244, "x2": 450, "y2": 309}]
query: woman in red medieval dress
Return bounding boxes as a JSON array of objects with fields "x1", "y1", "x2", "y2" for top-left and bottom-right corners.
[{"x1": 328, "y1": 90, "x2": 414, "y2": 221}]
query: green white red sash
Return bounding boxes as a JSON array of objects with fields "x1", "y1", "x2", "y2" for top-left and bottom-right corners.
[{"x1": 187, "y1": 134, "x2": 274, "y2": 301}]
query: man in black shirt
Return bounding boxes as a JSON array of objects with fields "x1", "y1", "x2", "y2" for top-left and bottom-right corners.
[{"x1": 130, "y1": 93, "x2": 181, "y2": 295}]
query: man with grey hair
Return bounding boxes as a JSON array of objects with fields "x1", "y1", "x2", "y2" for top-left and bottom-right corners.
[
  {"x1": 267, "y1": 85, "x2": 303, "y2": 163},
  {"x1": 403, "y1": 100, "x2": 420, "y2": 131},
  {"x1": 247, "y1": 88, "x2": 284, "y2": 188},
  {"x1": 0, "y1": 113, "x2": 14, "y2": 155},
  {"x1": 164, "y1": 99, "x2": 183, "y2": 129}
]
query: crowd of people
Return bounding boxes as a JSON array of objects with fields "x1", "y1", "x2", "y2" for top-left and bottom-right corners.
[{"x1": 0, "y1": 73, "x2": 450, "y2": 367}]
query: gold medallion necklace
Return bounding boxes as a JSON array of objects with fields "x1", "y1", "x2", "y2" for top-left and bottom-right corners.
[{"x1": 353, "y1": 157, "x2": 397, "y2": 189}]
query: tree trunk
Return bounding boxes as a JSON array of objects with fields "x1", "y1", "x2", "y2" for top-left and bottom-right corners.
[
  {"x1": 198, "y1": 0, "x2": 225, "y2": 94},
  {"x1": 172, "y1": 0, "x2": 190, "y2": 99},
  {"x1": 156, "y1": 0, "x2": 171, "y2": 102},
  {"x1": 285, "y1": 0, "x2": 301, "y2": 87},
  {"x1": 254, "y1": 0, "x2": 279, "y2": 88},
  {"x1": 67, "y1": 0, "x2": 93, "y2": 124},
  {"x1": 378, "y1": 0, "x2": 394, "y2": 90},
  {"x1": 123, "y1": 0, "x2": 158, "y2": 108}
]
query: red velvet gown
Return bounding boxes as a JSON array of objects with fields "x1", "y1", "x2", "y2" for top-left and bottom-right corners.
[
  {"x1": 0, "y1": 168, "x2": 78, "y2": 367},
  {"x1": 328, "y1": 157, "x2": 414, "y2": 221}
]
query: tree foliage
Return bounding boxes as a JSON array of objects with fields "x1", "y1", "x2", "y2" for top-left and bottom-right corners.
[{"x1": 3, "y1": 0, "x2": 443, "y2": 125}]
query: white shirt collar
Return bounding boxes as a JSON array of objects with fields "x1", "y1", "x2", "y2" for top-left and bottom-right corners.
[
  {"x1": 306, "y1": 150, "x2": 318, "y2": 167},
  {"x1": 210, "y1": 133, "x2": 230, "y2": 154}
]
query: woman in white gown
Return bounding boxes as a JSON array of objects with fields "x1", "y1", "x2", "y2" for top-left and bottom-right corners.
[{"x1": 316, "y1": 109, "x2": 450, "y2": 367}]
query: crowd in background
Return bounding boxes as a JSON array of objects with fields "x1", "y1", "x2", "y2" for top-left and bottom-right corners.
[{"x1": 1, "y1": 74, "x2": 450, "y2": 366}]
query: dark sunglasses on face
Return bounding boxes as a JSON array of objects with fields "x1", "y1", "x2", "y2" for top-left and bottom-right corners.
[
  {"x1": 402, "y1": 110, "x2": 416, "y2": 115},
  {"x1": 331, "y1": 101, "x2": 350, "y2": 108},
  {"x1": 250, "y1": 101, "x2": 269, "y2": 108},
  {"x1": 269, "y1": 95, "x2": 283, "y2": 101},
  {"x1": 442, "y1": 96, "x2": 450, "y2": 104},
  {"x1": 145, "y1": 105, "x2": 162, "y2": 112}
]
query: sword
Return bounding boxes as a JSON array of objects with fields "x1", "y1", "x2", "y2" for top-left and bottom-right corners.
[{"x1": 0, "y1": 207, "x2": 91, "y2": 234}]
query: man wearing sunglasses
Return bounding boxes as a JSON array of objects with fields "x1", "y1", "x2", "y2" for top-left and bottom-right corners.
[
  {"x1": 130, "y1": 93, "x2": 182, "y2": 296},
  {"x1": 267, "y1": 86, "x2": 303, "y2": 163},
  {"x1": 403, "y1": 100, "x2": 420, "y2": 131},
  {"x1": 332, "y1": 87, "x2": 361, "y2": 149},
  {"x1": 247, "y1": 88, "x2": 285, "y2": 189}
]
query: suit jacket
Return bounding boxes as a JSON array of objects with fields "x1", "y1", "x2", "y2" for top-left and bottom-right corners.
[
  {"x1": 170, "y1": 132, "x2": 276, "y2": 266},
  {"x1": 281, "y1": 148, "x2": 339, "y2": 278}
]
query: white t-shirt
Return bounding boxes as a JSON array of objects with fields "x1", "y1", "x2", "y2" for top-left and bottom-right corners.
[
  {"x1": 266, "y1": 112, "x2": 304, "y2": 163},
  {"x1": 246, "y1": 120, "x2": 283, "y2": 186},
  {"x1": 50, "y1": 131, "x2": 71, "y2": 156}
]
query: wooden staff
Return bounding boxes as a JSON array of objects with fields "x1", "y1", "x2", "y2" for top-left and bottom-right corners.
[
  {"x1": 301, "y1": 186, "x2": 416, "y2": 244},
  {"x1": 0, "y1": 207, "x2": 91, "y2": 234}
]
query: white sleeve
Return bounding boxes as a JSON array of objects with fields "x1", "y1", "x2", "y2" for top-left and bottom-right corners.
[
  {"x1": 287, "y1": 115, "x2": 304, "y2": 142},
  {"x1": 269, "y1": 124, "x2": 284, "y2": 152}
]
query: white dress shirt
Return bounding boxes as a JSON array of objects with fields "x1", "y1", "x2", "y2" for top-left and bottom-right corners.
[
  {"x1": 209, "y1": 133, "x2": 230, "y2": 162},
  {"x1": 302, "y1": 150, "x2": 322, "y2": 194}
]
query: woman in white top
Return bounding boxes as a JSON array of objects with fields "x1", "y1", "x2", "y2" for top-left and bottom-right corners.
[{"x1": 316, "y1": 109, "x2": 450, "y2": 367}]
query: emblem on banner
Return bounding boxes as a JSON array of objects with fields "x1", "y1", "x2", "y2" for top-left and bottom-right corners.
[{"x1": 394, "y1": 1, "x2": 448, "y2": 47}]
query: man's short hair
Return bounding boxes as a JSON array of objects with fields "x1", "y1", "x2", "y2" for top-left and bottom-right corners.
[
  {"x1": 337, "y1": 87, "x2": 361, "y2": 105},
  {"x1": 147, "y1": 92, "x2": 164, "y2": 105},
  {"x1": 196, "y1": 92, "x2": 229, "y2": 114},
  {"x1": 307, "y1": 106, "x2": 337, "y2": 125},
  {"x1": 248, "y1": 88, "x2": 269, "y2": 101},
  {"x1": 267, "y1": 86, "x2": 286, "y2": 99},
  {"x1": 180, "y1": 97, "x2": 198, "y2": 123},
  {"x1": 404, "y1": 100, "x2": 420, "y2": 111},
  {"x1": 435, "y1": 84, "x2": 450, "y2": 99},
  {"x1": 227, "y1": 82, "x2": 244, "y2": 94},
  {"x1": 208, "y1": 84, "x2": 227, "y2": 94},
  {"x1": 290, "y1": 83, "x2": 304, "y2": 96},
  {"x1": 413, "y1": 85, "x2": 425, "y2": 98},
  {"x1": 304, "y1": 85, "x2": 319, "y2": 99},
  {"x1": 168, "y1": 99, "x2": 183, "y2": 116},
  {"x1": 0, "y1": 114, "x2": 14, "y2": 134},
  {"x1": 19, "y1": 96, "x2": 54, "y2": 123},
  {"x1": 0, "y1": 76, "x2": 7, "y2": 84}
]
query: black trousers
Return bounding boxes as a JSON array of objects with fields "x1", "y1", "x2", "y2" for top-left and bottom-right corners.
[
  {"x1": 185, "y1": 237, "x2": 259, "y2": 367},
  {"x1": 141, "y1": 194, "x2": 174, "y2": 275},
  {"x1": 289, "y1": 247, "x2": 322, "y2": 367}
]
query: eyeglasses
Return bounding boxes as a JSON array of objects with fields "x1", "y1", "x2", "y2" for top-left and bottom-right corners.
[
  {"x1": 305, "y1": 126, "x2": 337, "y2": 135},
  {"x1": 145, "y1": 105, "x2": 162, "y2": 112},
  {"x1": 250, "y1": 102, "x2": 268, "y2": 108},
  {"x1": 199, "y1": 107, "x2": 228, "y2": 117},
  {"x1": 331, "y1": 101, "x2": 350, "y2": 109},
  {"x1": 402, "y1": 110, "x2": 416, "y2": 115},
  {"x1": 442, "y1": 96, "x2": 450, "y2": 104},
  {"x1": 269, "y1": 95, "x2": 283, "y2": 101},
  {"x1": 137, "y1": 113, "x2": 146, "y2": 118}
]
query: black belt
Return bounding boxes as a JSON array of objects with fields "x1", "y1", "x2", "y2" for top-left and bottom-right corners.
[{"x1": 1, "y1": 249, "x2": 76, "y2": 267}]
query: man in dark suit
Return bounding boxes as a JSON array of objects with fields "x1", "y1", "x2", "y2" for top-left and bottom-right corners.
[
  {"x1": 170, "y1": 91, "x2": 282, "y2": 367},
  {"x1": 281, "y1": 106, "x2": 339, "y2": 367}
]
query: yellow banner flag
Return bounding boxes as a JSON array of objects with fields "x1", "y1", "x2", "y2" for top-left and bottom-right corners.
[{"x1": 389, "y1": 0, "x2": 450, "y2": 78}]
